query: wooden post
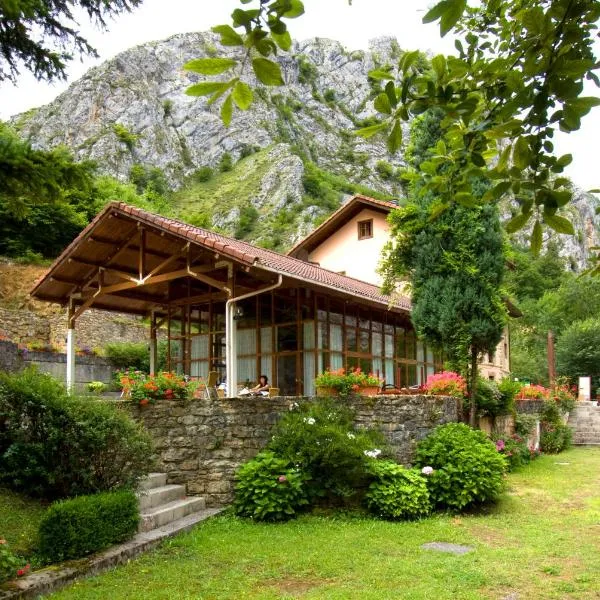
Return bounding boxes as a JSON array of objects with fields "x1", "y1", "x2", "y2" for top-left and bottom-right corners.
[
  {"x1": 547, "y1": 329, "x2": 556, "y2": 385},
  {"x1": 149, "y1": 310, "x2": 157, "y2": 375}
]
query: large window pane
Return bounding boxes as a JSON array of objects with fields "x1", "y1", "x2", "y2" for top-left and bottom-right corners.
[
  {"x1": 277, "y1": 325, "x2": 298, "y2": 351},
  {"x1": 373, "y1": 331, "x2": 383, "y2": 356},
  {"x1": 238, "y1": 357, "x2": 257, "y2": 386},
  {"x1": 359, "y1": 330, "x2": 370, "y2": 353},
  {"x1": 330, "y1": 324, "x2": 343, "y2": 351},
  {"x1": 330, "y1": 352, "x2": 343, "y2": 370},
  {"x1": 237, "y1": 328, "x2": 256, "y2": 355},
  {"x1": 385, "y1": 334, "x2": 394, "y2": 358},
  {"x1": 190, "y1": 361, "x2": 209, "y2": 378},
  {"x1": 191, "y1": 335, "x2": 209, "y2": 360},
  {"x1": 304, "y1": 352, "x2": 315, "y2": 396},
  {"x1": 346, "y1": 328, "x2": 357, "y2": 352},
  {"x1": 384, "y1": 359, "x2": 395, "y2": 385},
  {"x1": 261, "y1": 326, "x2": 272, "y2": 353},
  {"x1": 260, "y1": 356, "x2": 272, "y2": 382},
  {"x1": 317, "y1": 322, "x2": 328, "y2": 350},
  {"x1": 303, "y1": 322, "x2": 315, "y2": 350}
]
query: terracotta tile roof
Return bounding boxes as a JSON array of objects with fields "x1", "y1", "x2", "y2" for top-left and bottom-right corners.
[
  {"x1": 287, "y1": 193, "x2": 399, "y2": 256},
  {"x1": 111, "y1": 203, "x2": 411, "y2": 311},
  {"x1": 31, "y1": 201, "x2": 411, "y2": 312}
]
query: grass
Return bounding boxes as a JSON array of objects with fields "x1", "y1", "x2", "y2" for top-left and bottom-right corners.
[
  {"x1": 0, "y1": 488, "x2": 47, "y2": 556},
  {"x1": 49, "y1": 448, "x2": 600, "y2": 599}
]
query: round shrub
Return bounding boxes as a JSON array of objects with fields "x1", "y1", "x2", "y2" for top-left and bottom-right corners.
[
  {"x1": 233, "y1": 452, "x2": 309, "y2": 521},
  {"x1": 415, "y1": 423, "x2": 507, "y2": 511},
  {"x1": 540, "y1": 422, "x2": 572, "y2": 454},
  {"x1": 267, "y1": 400, "x2": 386, "y2": 501},
  {"x1": 0, "y1": 368, "x2": 153, "y2": 499},
  {"x1": 364, "y1": 460, "x2": 431, "y2": 520}
]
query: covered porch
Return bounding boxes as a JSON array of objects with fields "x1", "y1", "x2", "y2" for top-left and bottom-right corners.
[{"x1": 31, "y1": 203, "x2": 440, "y2": 396}]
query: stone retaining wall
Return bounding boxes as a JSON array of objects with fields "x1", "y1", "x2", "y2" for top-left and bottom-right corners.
[{"x1": 123, "y1": 394, "x2": 459, "y2": 507}]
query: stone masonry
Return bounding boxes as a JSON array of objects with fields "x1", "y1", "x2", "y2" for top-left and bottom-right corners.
[{"x1": 124, "y1": 394, "x2": 459, "y2": 507}]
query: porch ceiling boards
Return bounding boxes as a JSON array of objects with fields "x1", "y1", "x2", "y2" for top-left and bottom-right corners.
[{"x1": 30, "y1": 202, "x2": 411, "y2": 316}]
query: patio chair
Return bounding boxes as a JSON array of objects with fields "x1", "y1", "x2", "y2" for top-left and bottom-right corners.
[{"x1": 204, "y1": 371, "x2": 219, "y2": 399}]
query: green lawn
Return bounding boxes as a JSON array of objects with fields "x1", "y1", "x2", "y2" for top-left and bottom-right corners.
[
  {"x1": 48, "y1": 448, "x2": 600, "y2": 599},
  {"x1": 0, "y1": 487, "x2": 47, "y2": 556}
]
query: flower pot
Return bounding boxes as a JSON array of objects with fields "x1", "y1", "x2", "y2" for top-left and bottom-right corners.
[
  {"x1": 358, "y1": 386, "x2": 380, "y2": 397},
  {"x1": 316, "y1": 386, "x2": 339, "y2": 397}
]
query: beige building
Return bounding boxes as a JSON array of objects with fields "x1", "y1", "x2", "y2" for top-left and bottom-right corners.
[{"x1": 289, "y1": 194, "x2": 511, "y2": 381}]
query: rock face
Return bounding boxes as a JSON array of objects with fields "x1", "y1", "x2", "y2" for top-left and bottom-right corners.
[
  {"x1": 15, "y1": 33, "x2": 404, "y2": 188},
  {"x1": 12, "y1": 32, "x2": 600, "y2": 266}
]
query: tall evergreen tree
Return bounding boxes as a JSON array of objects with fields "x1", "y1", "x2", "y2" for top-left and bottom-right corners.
[{"x1": 381, "y1": 110, "x2": 507, "y2": 426}]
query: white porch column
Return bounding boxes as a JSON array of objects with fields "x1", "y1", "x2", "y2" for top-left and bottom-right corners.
[
  {"x1": 225, "y1": 301, "x2": 238, "y2": 398},
  {"x1": 66, "y1": 327, "x2": 75, "y2": 392}
]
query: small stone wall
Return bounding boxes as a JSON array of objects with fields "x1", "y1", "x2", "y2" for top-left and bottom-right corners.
[
  {"x1": 123, "y1": 394, "x2": 459, "y2": 507},
  {"x1": 24, "y1": 350, "x2": 113, "y2": 387},
  {"x1": 0, "y1": 341, "x2": 113, "y2": 388},
  {"x1": 0, "y1": 306, "x2": 150, "y2": 350}
]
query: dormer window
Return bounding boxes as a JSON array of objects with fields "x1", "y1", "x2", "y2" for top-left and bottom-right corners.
[{"x1": 358, "y1": 219, "x2": 373, "y2": 240}]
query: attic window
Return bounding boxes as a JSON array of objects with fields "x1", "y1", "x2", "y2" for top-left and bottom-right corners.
[{"x1": 358, "y1": 219, "x2": 373, "y2": 240}]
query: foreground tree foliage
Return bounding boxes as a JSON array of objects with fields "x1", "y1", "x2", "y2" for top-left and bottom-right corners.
[
  {"x1": 0, "y1": 0, "x2": 142, "y2": 83},
  {"x1": 198, "y1": 0, "x2": 599, "y2": 246}
]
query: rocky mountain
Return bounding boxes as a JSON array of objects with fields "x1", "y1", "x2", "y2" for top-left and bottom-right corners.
[{"x1": 11, "y1": 31, "x2": 600, "y2": 264}]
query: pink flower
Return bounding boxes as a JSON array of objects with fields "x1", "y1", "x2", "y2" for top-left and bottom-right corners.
[
  {"x1": 421, "y1": 466, "x2": 434, "y2": 476},
  {"x1": 496, "y1": 439, "x2": 505, "y2": 451},
  {"x1": 278, "y1": 475, "x2": 287, "y2": 483}
]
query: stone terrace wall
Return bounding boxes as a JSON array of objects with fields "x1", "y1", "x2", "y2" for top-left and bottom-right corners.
[{"x1": 123, "y1": 394, "x2": 459, "y2": 507}]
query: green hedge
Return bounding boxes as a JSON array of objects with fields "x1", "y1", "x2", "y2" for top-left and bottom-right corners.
[
  {"x1": 0, "y1": 368, "x2": 153, "y2": 499},
  {"x1": 38, "y1": 489, "x2": 139, "y2": 562}
]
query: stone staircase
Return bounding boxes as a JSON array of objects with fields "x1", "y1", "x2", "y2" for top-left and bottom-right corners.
[
  {"x1": 568, "y1": 401, "x2": 600, "y2": 446},
  {"x1": 137, "y1": 473, "x2": 212, "y2": 532}
]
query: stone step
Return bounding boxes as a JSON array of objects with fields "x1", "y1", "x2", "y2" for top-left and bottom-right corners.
[
  {"x1": 137, "y1": 484, "x2": 187, "y2": 511},
  {"x1": 139, "y1": 497, "x2": 206, "y2": 532},
  {"x1": 138, "y1": 472, "x2": 168, "y2": 491}
]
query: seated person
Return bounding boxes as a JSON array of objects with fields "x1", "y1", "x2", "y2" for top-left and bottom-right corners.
[
  {"x1": 251, "y1": 375, "x2": 270, "y2": 396},
  {"x1": 239, "y1": 375, "x2": 271, "y2": 397}
]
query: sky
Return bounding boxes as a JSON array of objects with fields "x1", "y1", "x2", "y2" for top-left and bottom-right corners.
[{"x1": 1, "y1": 0, "x2": 598, "y2": 190}]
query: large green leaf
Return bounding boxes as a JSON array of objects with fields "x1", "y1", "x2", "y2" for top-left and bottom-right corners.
[
  {"x1": 185, "y1": 82, "x2": 230, "y2": 97},
  {"x1": 387, "y1": 120, "x2": 403, "y2": 153},
  {"x1": 531, "y1": 220, "x2": 543, "y2": 255},
  {"x1": 211, "y1": 25, "x2": 244, "y2": 46},
  {"x1": 232, "y1": 81, "x2": 253, "y2": 110},
  {"x1": 252, "y1": 57, "x2": 284, "y2": 86},
  {"x1": 272, "y1": 30, "x2": 292, "y2": 51},
  {"x1": 282, "y1": 0, "x2": 305, "y2": 18},
  {"x1": 512, "y1": 137, "x2": 531, "y2": 170},
  {"x1": 455, "y1": 192, "x2": 478, "y2": 207},
  {"x1": 221, "y1": 94, "x2": 233, "y2": 127},
  {"x1": 544, "y1": 213, "x2": 575, "y2": 235},
  {"x1": 423, "y1": 0, "x2": 467, "y2": 37},
  {"x1": 368, "y1": 69, "x2": 395, "y2": 81},
  {"x1": 505, "y1": 212, "x2": 530, "y2": 233},
  {"x1": 183, "y1": 58, "x2": 236, "y2": 75},
  {"x1": 356, "y1": 122, "x2": 386, "y2": 139},
  {"x1": 374, "y1": 93, "x2": 392, "y2": 115},
  {"x1": 431, "y1": 55, "x2": 447, "y2": 79}
]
